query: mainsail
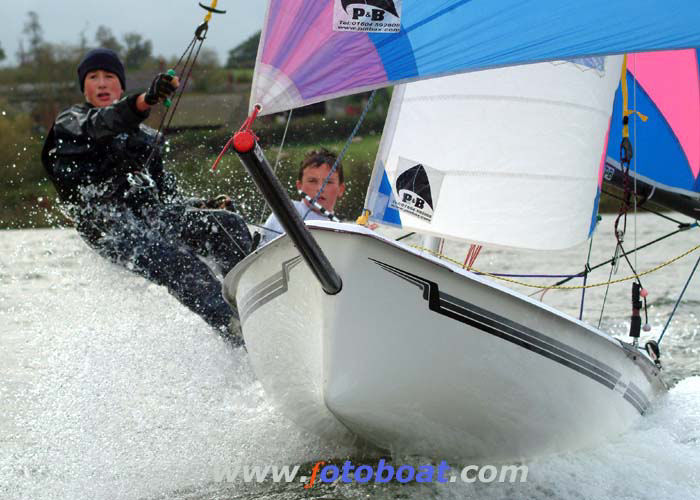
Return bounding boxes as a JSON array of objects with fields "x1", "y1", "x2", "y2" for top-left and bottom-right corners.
[
  {"x1": 365, "y1": 57, "x2": 623, "y2": 250},
  {"x1": 251, "y1": 0, "x2": 700, "y2": 115},
  {"x1": 606, "y1": 49, "x2": 700, "y2": 199}
]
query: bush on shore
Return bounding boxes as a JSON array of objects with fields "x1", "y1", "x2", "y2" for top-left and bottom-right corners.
[
  {"x1": 0, "y1": 100, "x2": 64, "y2": 228},
  {"x1": 0, "y1": 103, "x2": 644, "y2": 231}
]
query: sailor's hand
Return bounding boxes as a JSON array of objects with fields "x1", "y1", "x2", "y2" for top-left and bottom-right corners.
[
  {"x1": 205, "y1": 194, "x2": 233, "y2": 210},
  {"x1": 144, "y1": 72, "x2": 179, "y2": 105},
  {"x1": 184, "y1": 197, "x2": 207, "y2": 208}
]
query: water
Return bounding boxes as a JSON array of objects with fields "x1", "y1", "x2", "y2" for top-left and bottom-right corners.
[{"x1": 1, "y1": 213, "x2": 699, "y2": 499}]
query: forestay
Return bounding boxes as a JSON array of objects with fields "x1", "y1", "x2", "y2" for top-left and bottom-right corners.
[
  {"x1": 251, "y1": 0, "x2": 700, "y2": 115},
  {"x1": 365, "y1": 57, "x2": 623, "y2": 251}
]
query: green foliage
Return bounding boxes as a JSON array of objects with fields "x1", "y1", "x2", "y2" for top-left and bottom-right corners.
[
  {"x1": 234, "y1": 68, "x2": 253, "y2": 83},
  {"x1": 0, "y1": 100, "x2": 62, "y2": 228},
  {"x1": 189, "y1": 50, "x2": 224, "y2": 92},
  {"x1": 123, "y1": 33, "x2": 153, "y2": 69},
  {"x1": 95, "y1": 26, "x2": 123, "y2": 55},
  {"x1": 226, "y1": 31, "x2": 260, "y2": 68},
  {"x1": 4, "y1": 11, "x2": 82, "y2": 85},
  {"x1": 23, "y1": 11, "x2": 43, "y2": 54},
  {"x1": 0, "y1": 103, "x2": 34, "y2": 171},
  {"x1": 170, "y1": 110, "x2": 387, "y2": 153},
  {"x1": 163, "y1": 104, "x2": 388, "y2": 223},
  {"x1": 0, "y1": 43, "x2": 6, "y2": 62},
  {"x1": 197, "y1": 48, "x2": 220, "y2": 68},
  {"x1": 168, "y1": 132, "x2": 380, "y2": 225}
]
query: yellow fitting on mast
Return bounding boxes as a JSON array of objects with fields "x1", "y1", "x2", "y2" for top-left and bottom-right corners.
[
  {"x1": 199, "y1": 0, "x2": 225, "y2": 24},
  {"x1": 356, "y1": 209, "x2": 372, "y2": 226},
  {"x1": 621, "y1": 55, "x2": 630, "y2": 139},
  {"x1": 620, "y1": 54, "x2": 649, "y2": 140},
  {"x1": 204, "y1": 0, "x2": 218, "y2": 23}
]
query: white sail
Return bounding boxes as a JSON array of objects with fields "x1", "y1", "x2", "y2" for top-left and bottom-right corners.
[{"x1": 366, "y1": 56, "x2": 624, "y2": 250}]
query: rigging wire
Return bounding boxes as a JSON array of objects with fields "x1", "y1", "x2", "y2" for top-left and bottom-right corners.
[
  {"x1": 210, "y1": 212, "x2": 249, "y2": 258},
  {"x1": 259, "y1": 109, "x2": 294, "y2": 224},
  {"x1": 601, "y1": 189, "x2": 687, "y2": 225},
  {"x1": 579, "y1": 220, "x2": 598, "y2": 320},
  {"x1": 658, "y1": 253, "x2": 700, "y2": 345},
  {"x1": 143, "y1": 3, "x2": 224, "y2": 171},
  {"x1": 551, "y1": 223, "x2": 697, "y2": 288},
  {"x1": 611, "y1": 54, "x2": 649, "y2": 330},
  {"x1": 162, "y1": 35, "x2": 207, "y2": 133},
  {"x1": 597, "y1": 260, "x2": 617, "y2": 329},
  {"x1": 137, "y1": 2, "x2": 251, "y2": 257},
  {"x1": 303, "y1": 91, "x2": 378, "y2": 221},
  {"x1": 633, "y1": 53, "x2": 638, "y2": 273},
  {"x1": 409, "y1": 229, "x2": 700, "y2": 291}
]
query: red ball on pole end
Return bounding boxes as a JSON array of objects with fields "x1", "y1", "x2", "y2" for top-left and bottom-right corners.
[
  {"x1": 640, "y1": 288, "x2": 649, "y2": 298},
  {"x1": 233, "y1": 131, "x2": 255, "y2": 153}
]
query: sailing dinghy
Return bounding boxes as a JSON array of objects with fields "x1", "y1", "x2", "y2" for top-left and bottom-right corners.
[{"x1": 222, "y1": 1, "x2": 700, "y2": 460}]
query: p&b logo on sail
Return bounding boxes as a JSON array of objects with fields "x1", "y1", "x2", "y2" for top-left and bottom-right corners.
[
  {"x1": 391, "y1": 159, "x2": 444, "y2": 223},
  {"x1": 333, "y1": 0, "x2": 402, "y2": 33}
]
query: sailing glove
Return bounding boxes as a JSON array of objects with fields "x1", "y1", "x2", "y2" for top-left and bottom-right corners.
[
  {"x1": 187, "y1": 195, "x2": 234, "y2": 210},
  {"x1": 204, "y1": 194, "x2": 233, "y2": 210},
  {"x1": 144, "y1": 73, "x2": 178, "y2": 105}
]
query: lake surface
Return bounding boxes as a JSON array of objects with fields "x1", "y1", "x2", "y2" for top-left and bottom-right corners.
[{"x1": 1, "y1": 213, "x2": 699, "y2": 499}]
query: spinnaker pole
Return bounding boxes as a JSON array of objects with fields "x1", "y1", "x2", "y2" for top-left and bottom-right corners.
[{"x1": 231, "y1": 129, "x2": 343, "y2": 295}]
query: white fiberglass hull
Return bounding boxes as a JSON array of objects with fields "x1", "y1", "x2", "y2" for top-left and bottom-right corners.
[{"x1": 224, "y1": 222, "x2": 665, "y2": 461}]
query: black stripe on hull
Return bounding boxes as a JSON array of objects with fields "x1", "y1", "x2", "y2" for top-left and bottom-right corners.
[
  {"x1": 441, "y1": 293, "x2": 622, "y2": 381},
  {"x1": 623, "y1": 391, "x2": 646, "y2": 415},
  {"x1": 439, "y1": 297, "x2": 621, "y2": 389},
  {"x1": 371, "y1": 258, "x2": 650, "y2": 414},
  {"x1": 626, "y1": 382, "x2": 651, "y2": 411},
  {"x1": 239, "y1": 256, "x2": 303, "y2": 323}
]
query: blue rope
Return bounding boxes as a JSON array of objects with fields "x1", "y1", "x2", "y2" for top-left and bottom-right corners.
[
  {"x1": 304, "y1": 91, "x2": 377, "y2": 220},
  {"x1": 658, "y1": 253, "x2": 700, "y2": 345},
  {"x1": 477, "y1": 273, "x2": 581, "y2": 278}
]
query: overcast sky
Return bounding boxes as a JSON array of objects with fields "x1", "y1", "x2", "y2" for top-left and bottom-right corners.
[{"x1": 1, "y1": 0, "x2": 267, "y2": 66}]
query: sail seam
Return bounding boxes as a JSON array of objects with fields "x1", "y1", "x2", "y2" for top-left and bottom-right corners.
[
  {"x1": 402, "y1": 94, "x2": 611, "y2": 116},
  {"x1": 434, "y1": 171, "x2": 598, "y2": 181}
]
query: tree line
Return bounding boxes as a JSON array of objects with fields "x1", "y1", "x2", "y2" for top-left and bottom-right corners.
[{"x1": 1, "y1": 11, "x2": 259, "y2": 79}]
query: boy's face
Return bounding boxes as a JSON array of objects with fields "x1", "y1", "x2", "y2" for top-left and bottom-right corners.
[
  {"x1": 296, "y1": 163, "x2": 345, "y2": 213},
  {"x1": 84, "y1": 69, "x2": 123, "y2": 108}
]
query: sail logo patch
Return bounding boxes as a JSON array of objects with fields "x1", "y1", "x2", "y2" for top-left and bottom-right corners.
[
  {"x1": 333, "y1": 0, "x2": 402, "y2": 33},
  {"x1": 390, "y1": 158, "x2": 444, "y2": 223}
]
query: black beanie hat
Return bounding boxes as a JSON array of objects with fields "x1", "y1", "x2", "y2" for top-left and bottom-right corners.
[{"x1": 77, "y1": 48, "x2": 126, "y2": 92}]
